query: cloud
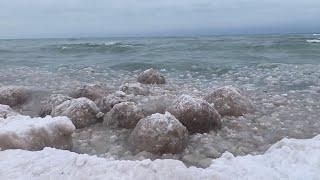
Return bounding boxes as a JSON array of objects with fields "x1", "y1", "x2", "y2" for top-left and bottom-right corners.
[{"x1": 0, "y1": 0, "x2": 319, "y2": 38}]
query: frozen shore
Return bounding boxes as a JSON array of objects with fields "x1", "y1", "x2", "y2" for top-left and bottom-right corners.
[
  {"x1": 1, "y1": 134, "x2": 319, "y2": 180},
  {"x1": 1, "y1": 35, "x2": 320, "y2": 179},
  {"x1": 0, "y1": 115, "x2": 75, "y2": 151}
]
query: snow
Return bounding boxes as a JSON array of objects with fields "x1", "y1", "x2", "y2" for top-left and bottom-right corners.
[
  {"x1": 1, "y1": 135, "x2": 320, "y2": 179},
  {"x1": 174, "y1": 94, "x2": 206, "y2": 111},
  {"x1": 0, "y1": 115, "x2": 75, "y2": 151},
  {"x1": 149, "y1": 112, "x2": 174, "y2": 124},
  {"x1": 0, "y1": 104, "x2": 18, "y2": 118},
  {"x1": 146, "y1": 112, "x2": 186, "y2": 132},
  {"x1": 206, "y1": 135, "x2": 320, "y2": 179}
]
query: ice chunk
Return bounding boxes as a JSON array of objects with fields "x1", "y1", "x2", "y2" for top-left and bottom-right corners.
[
  {"x1": 0, "y1": 115, "x2": 75, "y2": 151},
  {"x1": 0, "y1": 104, "x2": 19, "y2": 118},
  {"x1": 137, "y1": 68, "x2": 166, "y2": 84},
  {"x1": 0, "y1": 86, "x2": 30, "y2": 107},
  {"x1": 204, "y1": 86, "x2": 254, "y2": 116},
  {"x1": 69, "y1": 83, "x2": 109, "y2": 101},
  {"x1": 103, "y1": 102, "x2": 144, "y2": 129},
  {"x1": 51, "y1": 97, "x2": 102, "y2": 129},
  {"x1": 168, "y1": 94, "x2": 221, "y2": 133},
  {"x1": 130, "y1": 112, "x2": 188, "y2": 154}
]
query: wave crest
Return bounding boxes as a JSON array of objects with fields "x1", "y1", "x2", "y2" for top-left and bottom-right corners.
[
  {"x1": 306, "y1": 39, "x2": 320, "y2": 43},
  {"x1": 47, "y1": 42, "x2": 139, "y2": 53}
]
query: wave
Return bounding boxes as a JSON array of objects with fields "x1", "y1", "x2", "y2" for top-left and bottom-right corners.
[
  {"x1": 46, "y1": 42, "x2": 139, "y2": 53},
  {"x1": 110, "y1": 62, "x2": 231, "y2": 76},
  {"x1": 306, "y1": 39, "x2": 320, "y2": 43},
  {"x1": 312, "y1": 34, "x2": 320, "y2": 36},
  {"x1": 59, "y1": 42, "x2": 133, "y2": 49}
]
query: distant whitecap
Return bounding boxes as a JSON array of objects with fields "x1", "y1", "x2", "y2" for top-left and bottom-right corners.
[{"x1": 306, "y1": 39, "x2": 320, "y2": 43}]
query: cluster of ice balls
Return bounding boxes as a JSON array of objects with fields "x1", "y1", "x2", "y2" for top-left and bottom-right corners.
[{"x1": 0, "y1": 68, "x2": 254, "y2": 155}]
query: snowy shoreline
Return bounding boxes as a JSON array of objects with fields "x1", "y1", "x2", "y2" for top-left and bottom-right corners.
[
  {"x1": 0, "y1": 115, "x2": 75, "y2": 151},
  {"x1": 1, "y1": 64, "x2": 320, "y2": 178},
  {"x1": 1, "y1": 134, "x2": 320, "y2": 180}
]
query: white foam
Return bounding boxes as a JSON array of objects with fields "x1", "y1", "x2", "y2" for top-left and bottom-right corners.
[
  {"x1": 61, "y1": 46, "x2": 69, "y2": 50},
  {"x1": 103, "y1": 41, "x2": 120, "y2": 46}
]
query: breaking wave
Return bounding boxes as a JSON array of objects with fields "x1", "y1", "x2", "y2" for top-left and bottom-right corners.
[
  {"x1": 110, "y1": 62, "x2": 231, "y2": 76},
  {"x1": 306, "y1": 39, "x2": 320, "y2": 43},
  {"x1": 46, "y1": 42, "x2": 140, "y2": 53}
]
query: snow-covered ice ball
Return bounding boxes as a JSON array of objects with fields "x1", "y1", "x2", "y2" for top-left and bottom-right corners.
[
  {"x1": 167, "y1": 94, "x2": 221, "y2": 134},
  {"x1": 135, "y1": 95, "x2": 175, "y2": 116},
  {"x1": 0, "y1": 86, "x2": 30, "y2": 107},
  {"x1": 96, "y1": 92, "x2": 130, "y2": 113},
  {"x1": 137, "y1": 68, "x2": 166, "y2": 84},
  {"x1": 130, "y1": 112, "x2": 188, "y2": 154},
  {"x1": 69, "y1": 83, "x2": 108, "y2": 101},
  {"x1": 120, "y1": 83, "x2": 150, "y2": 96},
  {"x1": 204, "y1": 86, "x2": 254, "y2": 116},
  {"x1": 39, "y1": 94, "x2": 73, "y2": 117},
  {"x1": 103, "y1": 102, "x2": 144, "y2": 129},
  {"x1": 51, "y1": 97, "x2": 103, "y2": 128}
]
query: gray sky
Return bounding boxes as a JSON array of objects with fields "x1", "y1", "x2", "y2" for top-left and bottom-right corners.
[{"x1": 0, "y1": 0, "x2": 319, "y2": 38}]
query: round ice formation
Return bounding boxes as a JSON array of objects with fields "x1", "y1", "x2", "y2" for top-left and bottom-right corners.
[
  {"x1": 130, "y1": 112, "x2": 188, "y2": 154},
  {"x1": 204, "y1": 86, "x2": 254, "y2": 116},
  {"x1": 51, "y1": 97, "x2": 103, "y2": 128},
  {"x1": 135, "y1": 95, "x2": 175, "y2": 116},
  {"x1": 137, "y1": 68, "x2": 166, "y2": 84},
  {"x1": 120, "y1": 83, "x2": 150, "y2": 96},
  {"x1": 103, "y1": 102, "x2": 144, "y2": 129},
  {"x1": 69, "y1": 83, "x2": 108, "y2": 101},
  {"x1": 96, "y1": 92, "x2": 130, "y2": 113},
  {"x1": 39, "y1": 94, "x2": 73, "y2": 117},
  {"x1": 0, "y1": 104, "x2": 19, "y2": 118},
  {"x1": 167, "y1": 94, "x2": 221, "y2": 134},
  {"x1": 0, "y1": 86, "x2": 30, "y2": 107}
]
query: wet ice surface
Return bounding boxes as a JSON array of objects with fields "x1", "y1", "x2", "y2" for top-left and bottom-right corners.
[{"x1": 1, "y1": 63, "x2": 320, "y2": 167}]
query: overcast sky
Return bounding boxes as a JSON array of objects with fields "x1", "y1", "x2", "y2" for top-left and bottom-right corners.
[{"x1": 0, "y1": 0, "x2": 319, "y2": 38}]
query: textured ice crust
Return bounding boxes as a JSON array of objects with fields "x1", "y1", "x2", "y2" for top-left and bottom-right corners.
[
  {"x1": 0, "y1": 104, "x2": 18, "y2": 118},
  {"x1": 130, "y1": 112, "x2": 188, "y2": 154},
  {"x1": 0, "y1": 115, "x2": 75, "y2": 151},
  {"x1": 0, "y1": 135, "x2": 319, "y2": 179},
  {"x1": 204, "y1": 86, "x2": 254, "y2": 116},
  {"x1": 51, "y1": 97, "x2": 102, "y2": 129},
  {"x1": 168, "y1": 94, "x2": 221, "y2": 133}
]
